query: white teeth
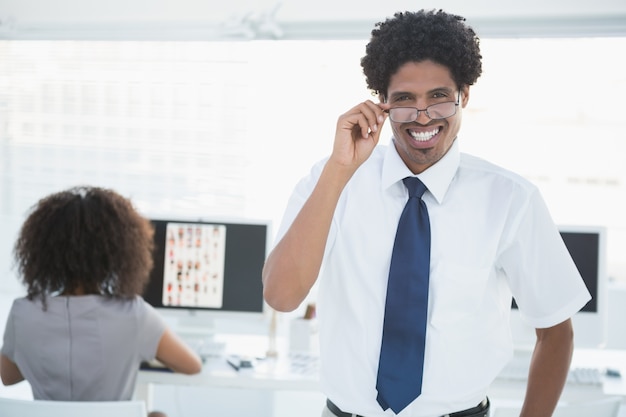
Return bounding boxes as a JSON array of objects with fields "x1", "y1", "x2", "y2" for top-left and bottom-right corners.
[{"x1": 409, "y1": 128, "x2": 438, "y2": 142}]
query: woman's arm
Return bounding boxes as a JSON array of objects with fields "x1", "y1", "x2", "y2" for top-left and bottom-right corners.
[
  {"x1": 154, "y1": 328, "x2": 203, "y2": 374},
  {"x1": 0, "y1": 353, "x2": 24, "y2": 385}
]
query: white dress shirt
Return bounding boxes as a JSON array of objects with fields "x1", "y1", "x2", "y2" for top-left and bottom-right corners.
[{"x1": 275, "y1": 139, "x2": 591, "y2": 417}]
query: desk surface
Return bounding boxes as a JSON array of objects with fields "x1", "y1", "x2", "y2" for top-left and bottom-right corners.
[
  {"x1": 138, "y1": 354, "x2": 321, "y2": 391},
  {"x1": 571, "y1": 348, "x2": 626, "y2": 397},
  {"x1": 138, "y1": 348, "x2": 626, "y2": 396}
]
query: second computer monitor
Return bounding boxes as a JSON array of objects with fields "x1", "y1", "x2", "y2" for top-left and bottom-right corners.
[{"x1": 510, "y1": 225, "x2": 607, "y2": 350}]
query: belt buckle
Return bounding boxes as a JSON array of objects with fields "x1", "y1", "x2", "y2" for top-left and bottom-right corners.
[{"x1": 444, "y1": 398, "x2": 489, "y2": 417}]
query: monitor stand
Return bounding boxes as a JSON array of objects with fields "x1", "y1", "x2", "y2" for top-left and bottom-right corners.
[{"x1": 169, "y1": 311, "x2": 218, "y2": 339}]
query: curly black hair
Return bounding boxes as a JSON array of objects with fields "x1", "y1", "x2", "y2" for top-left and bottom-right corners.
[
  {"x1": 13, "y1": 186, "x2": 155, "y2": 306},
  {"x1": 361, "y1": 9, "x2": 483, "y2": 97}
]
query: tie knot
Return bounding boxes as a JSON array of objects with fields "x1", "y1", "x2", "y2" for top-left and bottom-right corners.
[{"x1": 403, "y1": 177, "x2": 427, "y2": 199}]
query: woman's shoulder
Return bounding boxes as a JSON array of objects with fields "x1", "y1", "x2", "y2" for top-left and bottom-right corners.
[{"x1": 10, "y1": 295, "x2": 42, "y2": 311}]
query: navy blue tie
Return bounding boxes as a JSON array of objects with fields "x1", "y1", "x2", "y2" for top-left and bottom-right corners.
[{"x1": 376, "y1": 177, "x2": 431, "y2": 414}]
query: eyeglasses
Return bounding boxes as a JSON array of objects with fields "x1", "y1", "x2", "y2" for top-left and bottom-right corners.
[{"x1": 386, "y1": 91, "x2": 461, "y2": 123}]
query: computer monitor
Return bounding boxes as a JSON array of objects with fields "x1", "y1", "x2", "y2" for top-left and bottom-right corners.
[
  {"x1": 510, "y1": 225, "x2": 608, "y2": 350},
  {"x1": 142, "y1": 218, "x2": 271, "y2": 335}
]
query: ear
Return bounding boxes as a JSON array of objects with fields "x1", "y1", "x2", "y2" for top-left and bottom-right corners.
[
  {"x1": 378, "y1": 92, "x2": 386, "y2": 103},
  {"x1": 460, "y1": 85, "x2": 470, "y2": 108}
]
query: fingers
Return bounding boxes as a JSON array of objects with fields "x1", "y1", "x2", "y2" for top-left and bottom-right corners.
[
  {"x1": 341, "y1": 100, "x2": 388, "y2": 140},
  {"x1": 357, "y1": 101, "x2": 385, "y2": 139},
  {"x1": 360, "y1": 101, "x2": 387, "y2": 139},
  {"x1": 332, "y1": 100, "x2": 389, "y2": 168}
]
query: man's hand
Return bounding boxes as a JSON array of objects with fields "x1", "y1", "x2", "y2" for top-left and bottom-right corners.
[{"x1": 330, "y1": 100, "x2": 389, "y2": 172}]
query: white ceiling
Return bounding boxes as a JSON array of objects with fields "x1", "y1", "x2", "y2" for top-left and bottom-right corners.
[{"x1": 1, "y1": 0, "x2": 625, "y2": 39}]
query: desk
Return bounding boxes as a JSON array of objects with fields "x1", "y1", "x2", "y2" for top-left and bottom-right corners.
[
  {"x1": 570, "y1": 348, "x2": 626, "y2": 397},
  {"x1": 137, "y1": 355, "x2": 320, "y2": 392},
  {"x1": 135, "y1": 354, "x2": 322, "y2": 415},
  {"x1": 136, "y1": 348, "x2": 626, "y2": 416}
]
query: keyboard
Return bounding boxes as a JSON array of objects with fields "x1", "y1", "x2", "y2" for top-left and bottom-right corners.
[
  {"x1": 140, "y1": 335, "x2": 226, "y2": 370},
  {"x1": 288, "y1": 352, "x2": 320, "y2": 376},
  {"x1": 498, "y1": 362, "x2": 604, "y2": 386},
  {"x1": 566, "y1": 367, "x2": 603, "y2": 386},
  {"x1": 181, "y1": 335, "x2": 227, "y2": 359}
]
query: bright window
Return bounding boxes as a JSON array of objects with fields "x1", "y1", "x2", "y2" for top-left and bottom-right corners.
[{"x1": 1, "y1": 37, "x2": 624, "y2": 292}]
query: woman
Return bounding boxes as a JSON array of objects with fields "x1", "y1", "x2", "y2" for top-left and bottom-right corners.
[{"x1": 0, "y1": 186, "x2": 202, "y2": 417}]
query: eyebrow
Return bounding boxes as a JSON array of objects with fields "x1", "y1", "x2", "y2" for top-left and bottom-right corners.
[{"x1": 388, "y1": 87, "x2": 455, "y2": 100}]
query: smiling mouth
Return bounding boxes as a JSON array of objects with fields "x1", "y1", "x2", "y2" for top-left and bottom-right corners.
[{"x1": 408, "y1": 127, "x2": 441, "y2": 142}]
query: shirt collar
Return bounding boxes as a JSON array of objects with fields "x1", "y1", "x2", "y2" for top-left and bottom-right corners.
[{"x1": 381, "y1": 138, "x2": 460, "y2": 204}]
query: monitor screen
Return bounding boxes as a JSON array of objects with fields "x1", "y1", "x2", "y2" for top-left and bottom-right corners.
[
  {"x1": 142, "y1": 218, "x2": 270, "y2": 334},
  {"x1": 510, "y1": 225, "x2": 607, "y2": 350}
]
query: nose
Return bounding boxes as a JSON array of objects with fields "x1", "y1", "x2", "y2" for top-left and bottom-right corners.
[{"x1": 415, "y1": 109, "x2": 432, "y2": 124}]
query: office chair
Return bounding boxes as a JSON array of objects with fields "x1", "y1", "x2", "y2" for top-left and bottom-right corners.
[
  {"x1": 0, "y1": 396, "x2": 147, "y2": 417},
  {"x1": 492, "y1": 396, "x2": 622, "y2": 417}
]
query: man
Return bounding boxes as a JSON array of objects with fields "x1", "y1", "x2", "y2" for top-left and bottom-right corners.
[{"x1": 262, "y1": 9, "x2": 590, "y2": 417}]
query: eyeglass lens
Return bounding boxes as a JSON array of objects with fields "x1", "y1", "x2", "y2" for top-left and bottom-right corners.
[{"x1": 388, "y1": 101, "x2": 457, "y2": 123}]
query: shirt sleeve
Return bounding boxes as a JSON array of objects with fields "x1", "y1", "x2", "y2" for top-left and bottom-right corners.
[
  {"x1": 498, "y1": 188, "x2": 591, "y2": 328},
  {"x1": 274, "y1": 157, "x2": 341, "y2": 266},
  {"x1": 1, "y1": 301, "x2": 17, "y2": 361},
  {"x1": 135, "y1": 297, "x2": 167, "y2": 361},
  {"x1": 274, "y1": 157, "x2": 328, "y2": 244}
]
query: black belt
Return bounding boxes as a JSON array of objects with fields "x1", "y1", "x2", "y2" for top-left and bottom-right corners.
[{"x1": 326, "y1": 398, "x2": 489, "y2": 417}]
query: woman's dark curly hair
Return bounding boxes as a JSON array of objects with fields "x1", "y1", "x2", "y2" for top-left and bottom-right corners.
[
  {"x1": 361, "y1": 9, "x2": 483, "y2": 97},
  {"x1": 13, "y1": 186, "x2": 155, "y2": 305}
]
